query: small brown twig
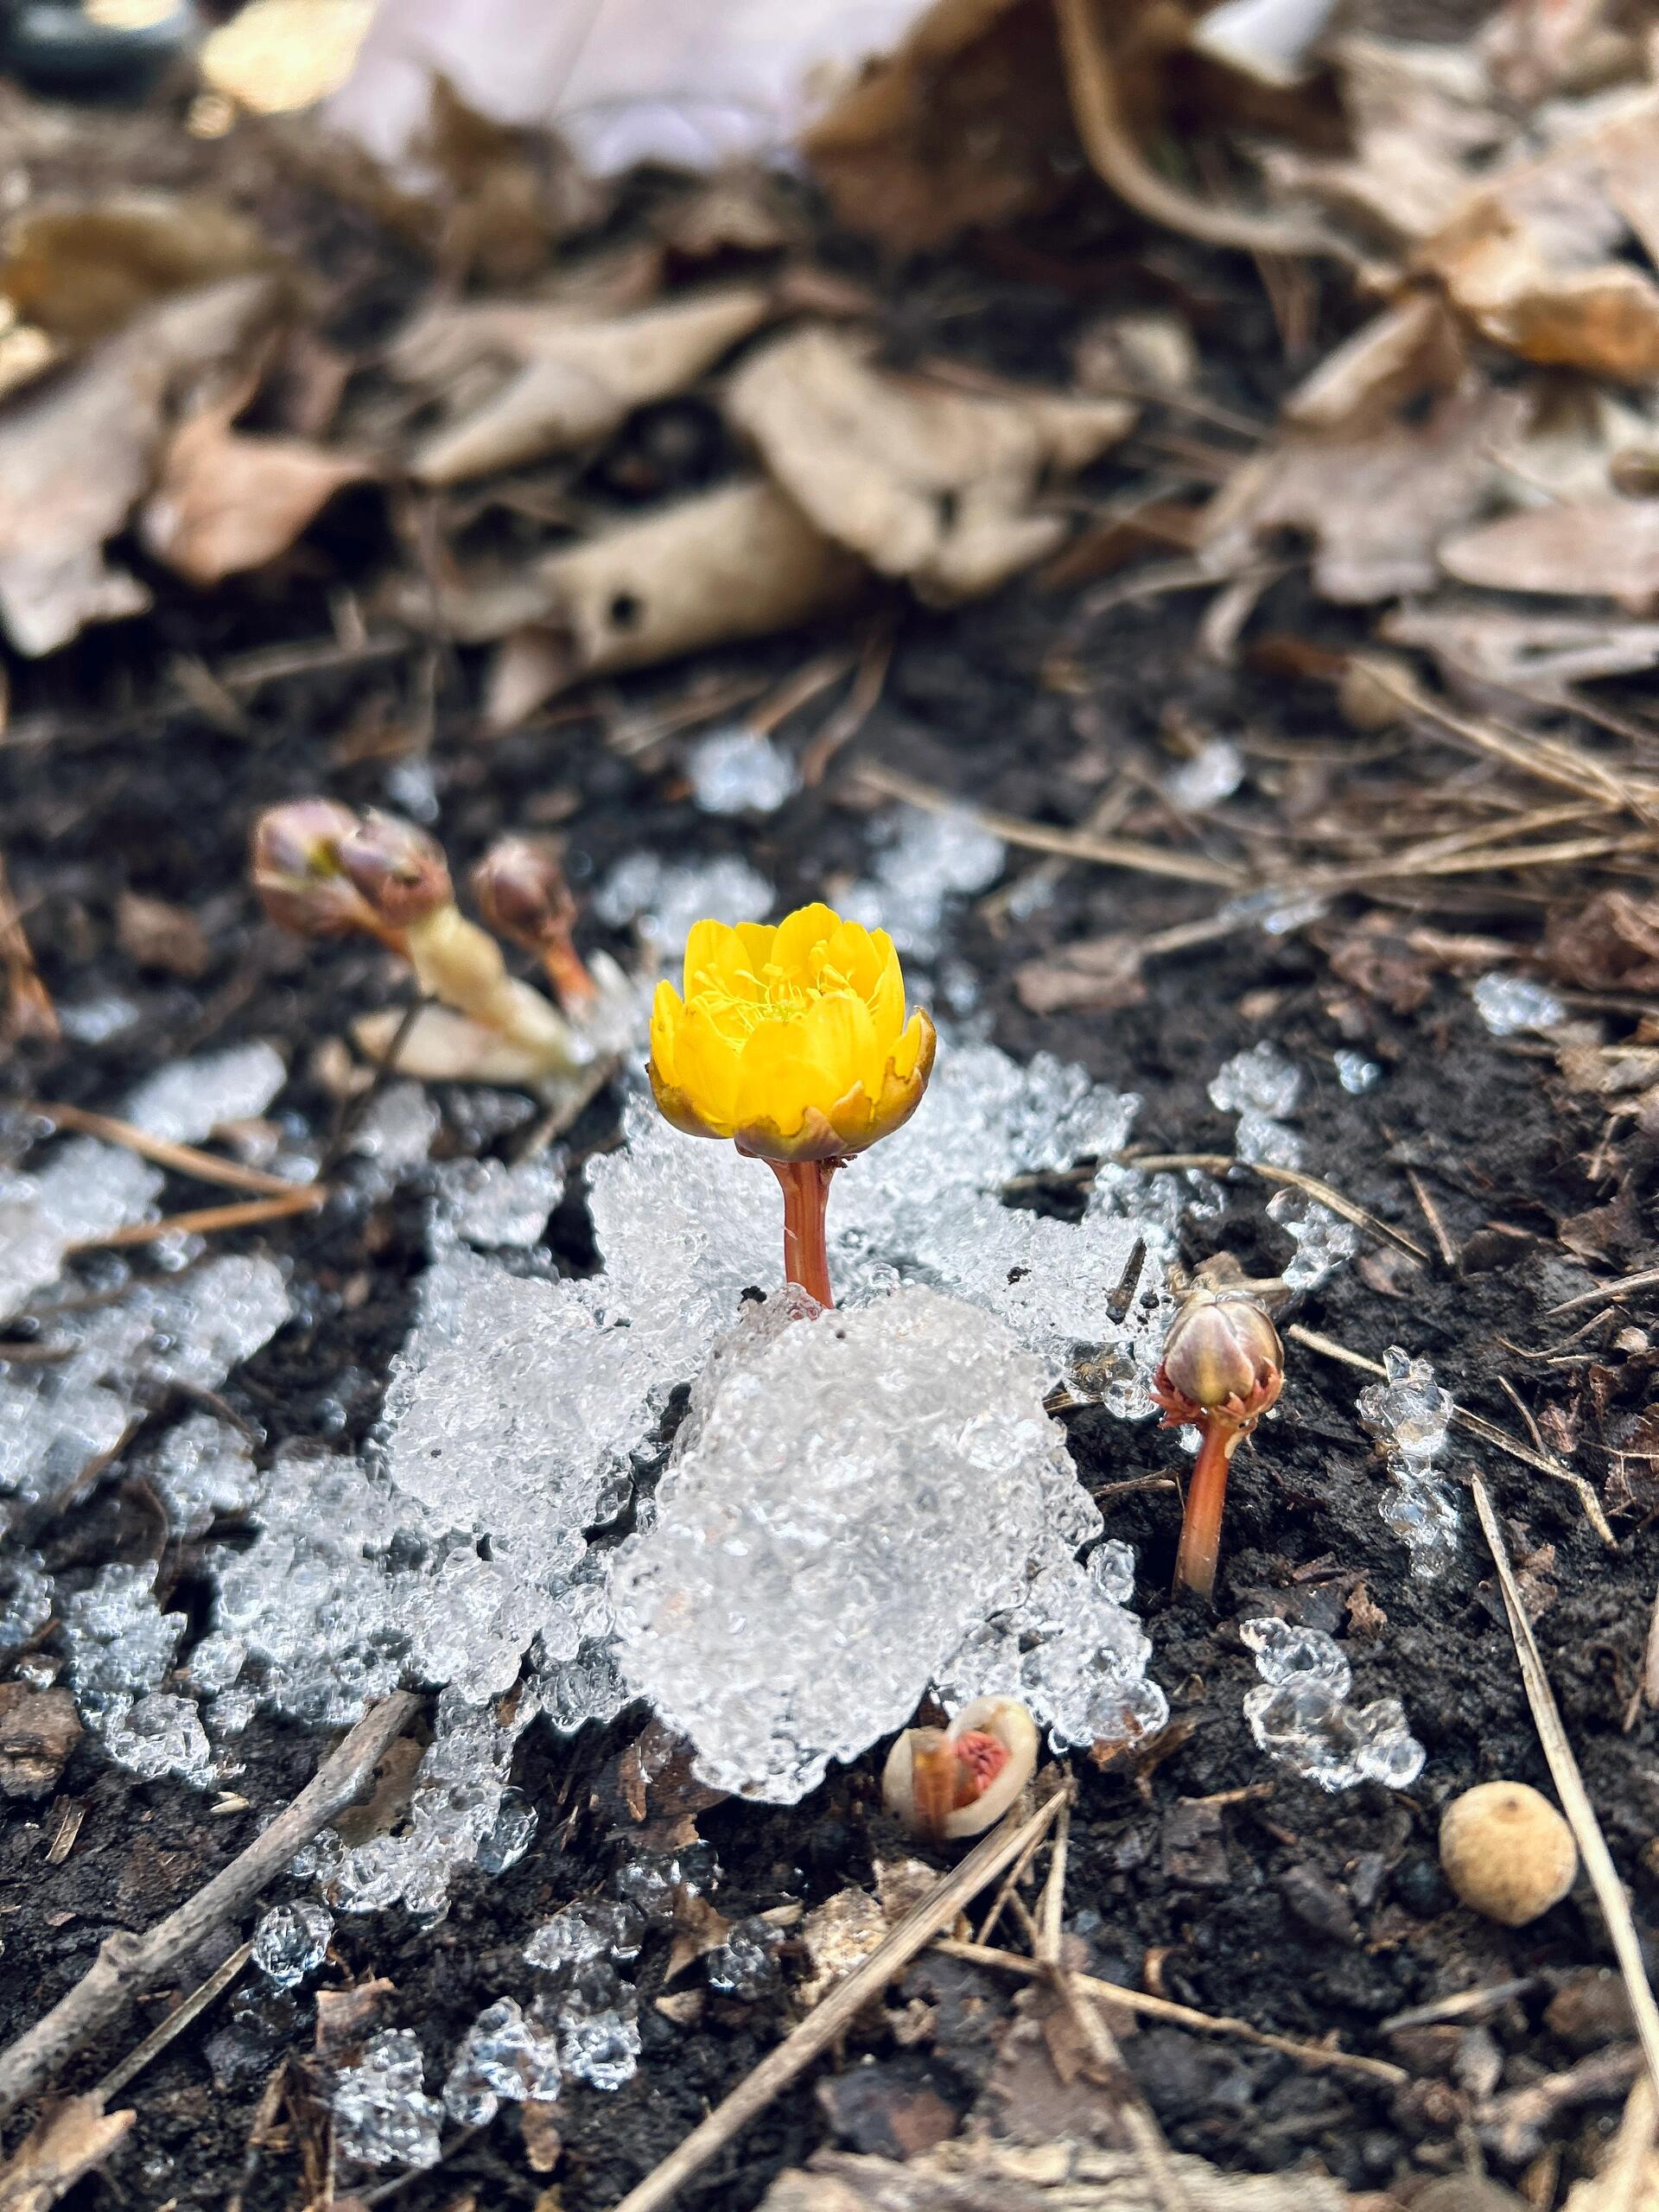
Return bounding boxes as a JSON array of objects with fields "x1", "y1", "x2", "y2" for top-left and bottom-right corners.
[
  {"x1": 611, "y1": 1789, "x2": 1068, "y2": 2212},
  {"x1": 938, "y1": 1938, "x2": 1407, "y2": 2086},
  {"x1": 0, "y1": 850, "x2": 57, "y2": 1043},
  {"x1": 0, "y1": 1692, "x2": 422, "y2": 2123},
  {"x1": 800, "y1": 624, "x2": 893, "y2": 786},
  {"x1": 1471, "y1": 1476, "x2": 1659, "y2": 2106},
  {"x1": 70, "y1": 1188, "x2": 327, "y2": 1252},
  {"x1": 93, "y1": 1942, "x2": 253, "y2": 2101},
  {"x1": 32, "y1": 1101, "x2": 316, "y2": 1200}
]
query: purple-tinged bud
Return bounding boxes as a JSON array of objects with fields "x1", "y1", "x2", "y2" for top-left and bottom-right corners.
[
  {"x1": 334, "y1": 810, "x2": 452, "y2": 932},
  {"x1": 472, "y1": 836, "x2": 596, "y2": 1010},
  {"x1": 1157, "y1": 1287, "x2": 1282, "y2": 1423},
  {"x1": 251, "y1": 799, "x2": 376, "y2": 940}
]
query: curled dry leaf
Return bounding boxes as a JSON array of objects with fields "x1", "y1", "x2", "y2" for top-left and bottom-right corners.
[
  {"x1": 1202, "y1": 384, "x2": 1524, "y2": 602},
  {"x1": 1382, "y1": 601, "x2": 1659, "y2": 691},
  {"x1": 0, "y1": 194, "x2": 276, "y2": 346},
  {"x1": 474, "y1": 479, "x2": 866, "y2": 727},
  {"x1": 1014, "y1": 934, "x2": 1147, "y2": 1014},
  {"x1": 799, "y1": 0, "x2": 1078, "y2": 252},
  {"x1": 1440, "y1": 496, "x2": 1659, "y2": 605},
  {"x1": 0, "y1": 2096, "x2": 135, "y2": 2212},
  {"x1": 392, "y1": 283, "x2": 772, "y2": 482},
  {"x1": 1282, "y1": 292, "x2": 1465, "y2": 432},
  {"x1": 141, "y1": 383, "x2": 375, "y2": 587},
  {"x1": 0, "y1": 274, "x2": 277, "y2": 655},
  {"x1": 728, "y1": 326, "x2": 1135, "y2": 602}
]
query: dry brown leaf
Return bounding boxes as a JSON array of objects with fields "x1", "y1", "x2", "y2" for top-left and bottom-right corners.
[
  {"x1": 1545, "y1": 891, "x2": 1659, "y2": 994},
  {"x1": 1596, "y1": 99, "x2": 1659, "y2": 268},
  {"x1": 1201, "y1": 384, "x2": 1522, "y2": 601},
  {"x1": 797, "y1": 1890, "x2": 890, "y2": 2010},
  {"x1": 1014, "y1": 937, "x2": 1147, "y2": 1014},
  {"x1": 115, "y1": 890, "x2": 212, "y2": 978},
  {"x1": 1421, "y1": 194, "x2": 1659, "y2": 381},
  {"x1": 0, "y1": 2097, "x2": 134, "y2": 2212},
  {"x1": 392, "y1": 284, "x2": 770, "y2": 483},
  {"x1": 1440, "y1": 495, "x2": 1659, "y2": 603},
  {"x1": 140, "y1": 385, "x2": 374, "y2": 587},
  {"x1": 800, "y1": 0, "x2": 1078, "y2": 251},
  {"x1": 1282, "y1": 292, "x2": 1465, "y2": 431},
  {"x1": 0, "y1": 274, "x2": 277, "y2": 656},
  {"x1": 758, "y1": 2136, "x2": 1351, "y2": 2211},
  {"x1": 468, "y1": 480, "x2": 865, "y2": 725},
  {"x1": 728, "y1": 327, "x2": 1135, "y2": 602},
  {"x1": 0, "y1": 1682, "x2": 82, "y2": 1799},
  {"x1": 0, "y1": 194, "x2": 275, "y2": 346}
]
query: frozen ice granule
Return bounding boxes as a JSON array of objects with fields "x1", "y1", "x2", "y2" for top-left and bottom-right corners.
[
  {"x1": 252, "y1": 1899, "x2": 334, "y2": 1991},
  {"x1": 60, "y1": 1562, "x2": 187, "y2": 1710},
  {"x1": 99, "y1": 1692, "x2": 213, "y2": 1785},
  {"x1": 552, "y1": 1964, "x2": 640, "y2": 2090},
  {"x1": 0, "y1": 1140, "x2": 162, "y2": 1322},
  {"x1": 1241, "y1": 1618, "x2": 1423, "y2": 1793},
  {"x1": 1240, "y1": 1618, "x2": 1351, "y2": 1697},
  {"x1": 429, "y1": 1152, "x2": 565, "y2": 1249},
  {"x1": 122, "y1": 1043, "x2": 287, "y2": 1144},
  {"x1": 0, "y1": 1554, "x2": 54, "y2": 1655},
  {"x1": 1357, "y1": 1347, "x2": 1453, "y2": 1465},
  {"x1": 1472, "y1": 973, "x2": 1565, "y2": 1037},
  {"x1": 525, "y1": 1897, "x2": 645, "y2": 1973},
  {"x1": 1165, "y1": 738, "x2": 1243, "y2": 810},
  {"x1": 687, "y1": 726, "x2": 798, "y2": 815},
  {"x1": 843, "y1": 804, "x2": 1006, "y2": 959},
  {"x1": 1209, "y1": 1041, "x2": 1301, "y2": 1122},
  {"x1": 333, "y1": 2030, "x2": 443, "y2": 2171},
  {"x1": 1267, "y1": 1187, "x2": 1359, "y2": 1292},
  {"x1": 142, "y1": 1412, "x2": 259, "y2": 1538},
  {"x1": 1334, "y1": 1050, "x2": 1381, "y2": 1095},
  {"x1": 442, "y1": 1997, "x2": 562, "y2": 2125},
  {"x1": 705, "y1": 1916, "x2": 782, "y2": 1998}
]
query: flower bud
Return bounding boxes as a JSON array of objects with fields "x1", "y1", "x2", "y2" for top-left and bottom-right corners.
[
  {"x1": 472, "y1": 836, "x2": 597, "y2": 1010},
  {"x1": 251, "y1": 798, "x2": 376, "y2": 939},
  {"x1": 1158, "y1": 1287, "x2": 1281, "y2": 1422},
  {"x1": 882, "y1": 1697, "x2": 1038, "y2": 1845},
  {"x1": 334, "y1": 810, "x2": 452, "y2": 932}
]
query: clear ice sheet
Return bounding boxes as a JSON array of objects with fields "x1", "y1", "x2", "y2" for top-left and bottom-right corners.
[
  {"x1": 843, "y1": 804, "x2": 1006, "y2": 960},
  {"x1": 1357, "y1": 1345, "x2": 1460, "y2": 1580},
  {"x1": 1240, "y1": 1618, "x2": 1423, "y2": 1792}
]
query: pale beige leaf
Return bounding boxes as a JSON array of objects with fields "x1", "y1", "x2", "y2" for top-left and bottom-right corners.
[
  {"x1": 394, "y1": 285, "x2": 771, "y2": 482},
  {"x1": 0, "y1": 2096, "x2": 134, "y2": 2212},
  {"x1": 0, "y1": 274, "x2": 276, "y2": 654},
  {"x1": 1201, "y1": 385, "x2": 1523, "y2": 602},
  {"x1": 1283, "y1": 294, "x2": 1464, "y2": 431},
  {"x1": 141, "y1": 399, "x2": 373, "y2": 585},
  {"x1": 759, "y1": 2136, "x2": 1351, "y2": 2212},
  {"x1": 0, "y1": 193, "x2": 274, "y2": 345},
  {"x1": 1440, "y1": 496, "x2": 1659, "y2": 601},
  {"x1": 727, "y1": 326, "x2": 1135, "y2": 601},
  {"x1": 1563, "y1": 2078, "x2": 1659, "y2": 2211},
  {"x1": 1382, "y1": 601, "x2": 1659, "y2": 690}
]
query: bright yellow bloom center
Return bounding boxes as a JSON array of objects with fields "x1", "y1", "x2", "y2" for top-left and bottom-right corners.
[{"x1": 648, "y1": 901, "x2": 936, "y2": 1161}]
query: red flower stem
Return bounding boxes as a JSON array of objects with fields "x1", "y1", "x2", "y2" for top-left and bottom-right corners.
[
  {"x1": 1173, "y1": 1415, "x2": 1236, "y2": 1603},
  {"x1": 768, "y1": 1158, "x2": 839, "y2": 1308}
]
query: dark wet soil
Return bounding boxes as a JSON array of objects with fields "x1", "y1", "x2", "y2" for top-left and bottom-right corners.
[{"x1": 2, "y1": 59, "x2": 1656, "y2": 2212}]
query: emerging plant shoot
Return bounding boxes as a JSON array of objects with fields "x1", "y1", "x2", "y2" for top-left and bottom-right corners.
[
  {"x1": 882, "y1": 1697, "x2": 1039, "y2": 1844},
  {"x1": 1154, "y1": 1284, "x2": 1284, "y2": 1603}
]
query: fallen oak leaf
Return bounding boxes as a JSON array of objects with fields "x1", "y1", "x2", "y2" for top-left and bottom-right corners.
[
  {"x1": 0, "y1": 2096, "x2": 134, "y2": 2212},
  {"x1": 140, "y1": 380, "x2": 375, "y2": 586},
  {"x1": 391, "y1": 284, "x2": 772, "y2": 483},
  {"x1": 0, "y1": 273, "x2": 278, "y2": 655},
  {"x1": 727, "y1": 325, "x2": 1135, "y2": 601},
  {"x1": 1440, "y1": 494, "x2": 1659, "y2": 604}
]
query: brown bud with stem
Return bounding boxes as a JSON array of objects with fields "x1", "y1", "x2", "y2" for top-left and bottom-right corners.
[
  {"x1": 1154, "y1": 1287, "x2": 1283, "y2": 1604},
  {"x1": 334, "y1": 810, "x2": 453, "y2": 934},
  {"x1": 882, "y1": 1697, "x2": 1038, "y2": 1845},
  {"x1": 250, "y1": 798, "x2": 402, "y2": 949},
  {"x1": 472, "y1": 836, "x2": 598, "y2": 1012}
]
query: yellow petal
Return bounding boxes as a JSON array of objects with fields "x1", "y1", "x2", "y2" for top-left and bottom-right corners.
[
  {"x1": 890, "y1": 1009, "x2": 932, "y2": 1084},
  {"x1": 674, "y1": 1002, "x2": 745, "y2": 1134},
  {"x1": 683, "y1": 918, "x2": 739, "y2": 998},
  {"x1": 771, "y1": 901, "x2": 840, "y2": 982},
  {"x1": 649, "y1": 981, "x2": 685, "y2": 1086}
]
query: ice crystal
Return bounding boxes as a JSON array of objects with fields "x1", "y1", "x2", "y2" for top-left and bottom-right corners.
[
  {"x1": 0, "y1": 1140, "x2": 161, "y2": 1322},
  {"x1": 442, "y1": 1997, "x2": 562, "y2": 2124},
  {"x1": 0, "y1": 1554, "x2": 54, "y2": 1657},
  {"x1": 348, "y1": 1083, "x2": 441, "y2": 1197},
  {"x1": 60, "y1": 1562, "x2": 187, "y2": 1712},
  {"x1": 1241, "y1": 1618, "x2": 1423, "y2": 1792},
  {"x1": 251, "y1": 1900, "x2": 334, "y2": 1990},
  {"x1": 1166, "y1": 738, "x2": 1243, "y2": 810},
  {"x1": 524, "y1": 1898, "x2": 644, "y2": 1972},
  {"x1": 429, "y1": 1152, "x2": 565, "y2": 1250},
  {"x1": 844, "y1": 804, "x2": 1006, "y2": 959},
  {"x1": 1357, "y1": 1346, "x2": 1459, "y2": 1579},
  {"x1": 1333, "y1": 1050, "x2": 1381, "y2": 1096},
  {"x1": 594, "y1": 852, "x2": 775, "y2": 964},
  {"x1": 550, "y1": 1963, "x2": 641, "y2": 2089},
  {"x1": 611, "y1": 1286, "x2": 1121, "y2": 1800},
  {"x1": 141, "y1": 1413, "x2": 260, "y2": 1538},
  {"x1": 1472, "y1": 973, "x2": 1566, "y2": 1037},
  {"x1": 687, "y1": 726, "x2": 798, "y2": 814},
  {"x1": 99, "y1": 1691, "x2": 213, "y2": 1784},
  {"x1": 1267, "y1": 1187, "x2": 1360, "y2": 1293},
  {"x1": 1209, "y1": 1042, "x2": 1305, "y2": 1169},
  {"x1": 705, "y1": 1917, "x2": 783, "y2": 1998},
  {"x1": 122, "y1": 1042, "x2": 288, "y2": 1144},
  {"x1": 333, "y1": 2030, "x2": 443, "y2": 2171}
]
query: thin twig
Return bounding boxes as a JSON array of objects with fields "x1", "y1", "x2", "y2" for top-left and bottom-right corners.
[
  {"x1": 938, "y1": 1939, "x2": 1406, "y2": 2086},
  {"x1": 1471, "y1": 1477, "x2": 1659, "y2": 2105},
  {"x1": 1405, "y1": 1167, "x2": 1459, "y2": 1268},
  {"x1": 32, "y1": 1102, "x2": 318, "y2": 1200},
  {"x1": 70, "y1": 1188, "x2": 327, "y2": 1251},
  {"x1": 854, "y1": 763, "x2": 1245, "y2": 888},
  {"x1": 1120, "y1": 1154, "x2": 1428, "y2": 1262},
  {"x1": 0, "y1": 850, "x2": 57, "y2": 1042},
  {"x1": 800, "y1": 626, "x2": 893, "y2": 786},
  {"x1": 611, "y1": 1789, "x2": 1067, "y2": 2212},
  {"x1": 1287, "y1": 1325, "x2": 1617, "y2": 1546},
  {"x1": 1381, "y1": 1979, "x2": 1538, "y2": 2034},
  {"x1": 93, "y1": 1942, "x2": 253, "y2": 2101},
  {"x1": 1028, "y1": 1802, "x2": 1190, "y2": 2211},
  {"x1": 1550, "y1": 1265, "x2": 1659, "y2": 1317},
  {"x1": 0, "y1": 1693, "x2": 422, "y2": 2122},
  {"x1": 1624, "y1": 1579, "x2": 1659, "y2": 1735}
]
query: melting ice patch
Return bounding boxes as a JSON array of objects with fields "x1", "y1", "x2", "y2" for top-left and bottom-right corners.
[
  {"x1": 1357, "y1": 1345, "x2": 1459, "y2": 1580},
  {"x1": 843, "y1": 804, "x2": 1006, "y2": 960},
  {"x1": 1241, "y1": 1618, "x2": 1423, "y2": 1792}
]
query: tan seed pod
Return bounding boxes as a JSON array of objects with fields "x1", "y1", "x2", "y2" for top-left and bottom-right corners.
[
  {"x1": 1439, "y1": 1781, "x2": 1578, "y2": 1927},
  {"x1": 881, "y1": 1696, "x2": 1038, "y2": 1845}
]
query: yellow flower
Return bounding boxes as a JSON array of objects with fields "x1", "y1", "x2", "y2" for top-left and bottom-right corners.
[{"x1": 649, "y1": 902, "x2": 936, "y2": 1162}]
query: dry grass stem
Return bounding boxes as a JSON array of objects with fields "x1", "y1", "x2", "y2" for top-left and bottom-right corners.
[
  {"x1": 71, "y1": 1188, "x2": 327, "y2": 1250},
  {"x1": 34, "y1": 1099, "x2": 319, "y2": 1198}
]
